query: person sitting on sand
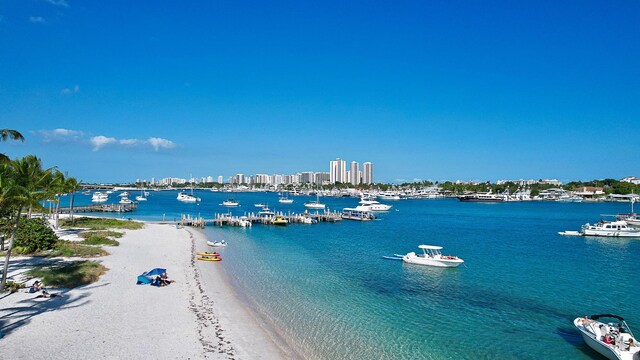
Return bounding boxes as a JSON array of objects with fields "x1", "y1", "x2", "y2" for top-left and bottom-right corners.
[
  {"x1": 36, "y1": 290, "x2": 61, "y2": 298},
  {"x1": 29, "y1": 280, "x2": 43, "y2": 293},
  {"x1": 160, "y1": 272, "x2": 175, "y2": 286}
]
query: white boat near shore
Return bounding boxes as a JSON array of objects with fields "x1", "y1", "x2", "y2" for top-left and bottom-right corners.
[
  {"x1": 402, "y1": 245, "x2": 464, "y2": 268},
  {"x1": 356, "y1": 199, "x2": 391, "y2": 211},
  {"x1": 582, "y1": 221, "x2": 640, "y2": 237},
  {"x1": 574, "y1": 314, "x2": 640, "y2": 360}
]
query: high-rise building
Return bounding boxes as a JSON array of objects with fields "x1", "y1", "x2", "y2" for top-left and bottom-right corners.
[
  {"x1": 207, "y1": 176, "x2": 214, "y2": 183},
  {"x1": 330, "y1": 158, "x2": 347, "y2": 183},
  {"x1": 315, "y1": 172, "x2": 330, "y2": 185},
  {"x1": 362, "y1": 162, "x2": 373, "y2": 184},
  {"x1": 350, "y1": 161, "x2": 359, "y2": 185},
  {"x1": 217, "y1": 176, "x2": 223, "y2": 184}
]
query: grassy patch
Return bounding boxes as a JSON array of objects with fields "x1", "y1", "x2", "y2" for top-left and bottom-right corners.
[
  {"x1": 81, "y1": 235, "x2": 119, "y2": 246},
  {"x1": 61, "y1": 217, "x2": 144, "y2": 230},
  {"x1": 79, "y1": 230, "x2": 124, "y2": 239},
  {"x1": 27, "y1": 261, "x2": 108, "y2": 288},
  {"x1": 46, "y1": 241, "x2": 109, "y2": 258}
]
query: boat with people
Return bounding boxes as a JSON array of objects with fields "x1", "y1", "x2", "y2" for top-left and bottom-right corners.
[
  {"x1": 573, "y1": 314, "x2": 640, "y2": 360},
  {"x1": 341, "y1": 208, "x2": 375, "y2": 221},
  {"x1": 304, "y1": 194, "x2": 326, "y2": 209},
  {"x1": 207, "y1": 240, "x2": 227, "y2": 247},
  {"x1": 581, "y1": 221, "x2": 640, "y2": 237},
  {"x1": 221, "y1": 199, "x2": 239, "y2": 207},
  {"x1": 356, "y1": 199, "x2": 392, "y2": 211},
  {"x1": 401, "y1": 245, "x2": 464, "y2": 268}
]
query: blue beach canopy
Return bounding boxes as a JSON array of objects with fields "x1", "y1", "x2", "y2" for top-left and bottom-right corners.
[
  {"x1": 136, "y1": 268, "x2": 167, "y2": 285},
  {"x1": 136, "y1": 275, "x2": 153, "y2": 285},
  {"x1": 146, "y1": 268, "x2": 166, "y2": 277}
]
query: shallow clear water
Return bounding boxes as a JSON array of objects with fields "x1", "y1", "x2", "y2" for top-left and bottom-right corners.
[{"x1": 65, "y1": 191, "x2": 640, "y2": 359}]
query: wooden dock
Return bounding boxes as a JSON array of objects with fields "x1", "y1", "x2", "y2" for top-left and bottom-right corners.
[
  {"x1": 178, "y1": 210, "x2": 343, "y2": 228},
  {"x1": 58, "y1": 203, "x2": 138, "y2": 213}
]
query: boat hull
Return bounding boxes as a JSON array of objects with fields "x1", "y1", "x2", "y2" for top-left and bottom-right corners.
[
  {"x1": 582, "y1": 230, "x2": 640, "y2": 237},
  {"x1": 574, "y1": 318, "x2": 625, "y2": 360},
  {"x1": 402, "y1": 256, "x2": 464, "y2": 268}
]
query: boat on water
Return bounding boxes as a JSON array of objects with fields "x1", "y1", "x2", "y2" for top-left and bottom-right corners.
[
  {"x1": 556, "y1": 195, "x2": 584, "y2": 202},
  {"x1": 118, "y1": 191, "x2": 129, "y2": 197},
  {"x1": 356, "y1": 199, "x2": 392, "y2": 211},
  {"x1": 558, "y1": 230, "x2": 582, "y2": 236},
  {"x1": 378, "y1": 192, "x2": 402, "y2": 200},
  {"x1": 177, "y1": 192, "x2": 200, "y2": 203},
  {"x1": 207, "y1": 240, "x2": 227, "y2": 247},
  {"x1": 457, "y1": 192, "x2": 505, "y2": 202},
  {"x1": 304, "y1": 194, "x2": 326, "y2": 209},
  {"x1": 574, "y1": 314, "x2": 640, "y2": 360},
  {"x1": 135, "y1": 190, "x2": 147, "y2": 202},
  {"x1": 617, "y1": 199, "x2": 640, "y2": 228},
  {"x1": 341, "y1": 208, "x2": 375, "y2": 221},
  {"x1": 221, "y1": 199, "x2": 239, "y2": 207},
  {"x1": 273, "y1": 216, "x2": 288, "y2": 225},
  {"x1": 119, "y1": 197, "x2": 133, "y2": 205},
  {"x1": 254, "y1": 203, "x2": 266, "y2": 208},
  {"x1": 582, "y1": 221, "x2": 640, "y2": 237},
  {"x1": 91, "y1": 192, "x2": 108, "y2": 203},
  {"x1": 82, "y1": 190, "x2": 91, "y2": 195},
  {"x1": 258, "y1": 206, "x2": 275, "y2": 218},
  {"x1": 279, "y1": 192, "x2": 294, "y2": 204},
  {"x1": 402, "y1": 245, "x2": 464, "y2": 268}
]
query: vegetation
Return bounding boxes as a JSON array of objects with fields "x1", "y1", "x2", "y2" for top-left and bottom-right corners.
[
  {"x1": 79, "y1": 230, "x2": 124, "y2": 239},
  {"x1": 47, "y1": 241, "x2": 109, "y2": 257},
  {"x1": 5, "y1": 280, "x2": 25, "y2": 293},
  {"x1": 0, "y1": 217, "x2": 59, "y2": 254},
  {"x1": 61, "y1": 217, "x2": 144, "y2": 230},
  {"x1": 81, "y1": 235, "x2": 119, "y2": 246},
  {"x1": 27, "y1": 260, "x2": 107, "y2": 288}
]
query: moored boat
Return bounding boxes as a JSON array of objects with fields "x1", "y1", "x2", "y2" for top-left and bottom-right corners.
[
  {"x1": 402, "y1": 245, "x2": 464, "y2": 268},
  {"x1": 221, "y1": 199, "x2": 239, "y2": 207},
  {"x1": 573, "y1": 314, "x2": 640, "y2": 360},
  {"x1": 273, "y1": 216, "x2": 288, "y2": 225},
  {"x1": 207, "y1": 240, "x2": 227, "y2": 247},
  {"x1": 356, "y1": 199, "x2": 391, "y2": 211},
  {"x1": 341, "y1": 208, "x2": 375, "y2": 221},
  {"x1": 582, "y1": 221, "x2": 640, "y2": 237},
  {"x1": 177, "y1": 192, "x2": 200, "y2": 203},
  {"x1": 457, "y1": 192, "x2": 505, "y2": 202}
]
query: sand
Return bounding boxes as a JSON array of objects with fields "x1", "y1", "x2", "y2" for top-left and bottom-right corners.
[{"x1": 0, "y1": 222, "x2": 288, "y2": 359}]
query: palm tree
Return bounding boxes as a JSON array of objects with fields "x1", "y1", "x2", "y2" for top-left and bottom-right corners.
[
  {"x1": 0, "y1": 155, "x2": 51, "y2": 292},
  {"x1": 65, "y1": 177, "x2": 81, "y2": 225},
  {"x1": 0, "y1": 129, "x2": 25, "y2": 162}
]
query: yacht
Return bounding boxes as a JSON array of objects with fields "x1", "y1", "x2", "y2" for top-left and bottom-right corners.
[
  {"x1": 279, "y1": 192, "x2": 294, "y2": 204},
  {"x1": 356, "y1": 199, "x2": 392, "y2": 211},
  {"x1": 118, "y1": 191, "x2": 129, "y2": 197},
  {"x1": 581, "y1": 221, "x2": 640, "y2": 237},
  {"x1": 402, "y1": 245, "x2": 464, "y2": 268},
  {"x1": 341, "y1": 208, "x2": 375, "y2": 221},
  {"x1": 574, "y1": 315, "x2": 640, "y2": 360},
  {"x1": 221, "y1": 199, "x2": 239, "y2": 207},
  {"x1": 378, "y1": 192, "x2": 402, "y2": 200},
  {"x1": 177, "y1": 192, "x2": 200, "y2": 203},
  {"x1": 304, "y1": 194, "x2": 326, "y2": 209},
  {"x1": 91, "y1": 192, "x2": 108, "y2": 203},
  {"x1": 119, "y1": 197, "x2": 133, "y2": 205},
  {"x1": 258, "y1": 206, "x2": 275, "y2": 218},
  {"x1": 457, "y1": 192, "x2": 505, "y2": 202}
]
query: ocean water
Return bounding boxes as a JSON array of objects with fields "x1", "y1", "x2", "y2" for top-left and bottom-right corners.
[{"x1": 63, "y1": 191, "x2": 640, "y2": 359}]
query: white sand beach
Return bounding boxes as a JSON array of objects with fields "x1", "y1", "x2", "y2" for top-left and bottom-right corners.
[{"x1": 0, "y1": 222, "x2": 290, "y2": 359}]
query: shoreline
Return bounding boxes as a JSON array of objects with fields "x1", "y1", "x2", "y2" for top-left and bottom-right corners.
[{"x1": 0, "y1": 217, "x2": 288, "y2": 359}]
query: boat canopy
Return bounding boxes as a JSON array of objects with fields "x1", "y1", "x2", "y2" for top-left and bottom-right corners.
[
  {"x1": 419, "y1": 245, "x2": 443, "y2": 250},
  {"x1": 590, "y1": 314, "x2": 625, "y2": 321}
]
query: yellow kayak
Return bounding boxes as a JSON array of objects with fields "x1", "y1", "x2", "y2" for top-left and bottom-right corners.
[
  {"x1": 197, "y1": 257, "x2": 221, "y2": 262},
  {"x1": 197, "y1": 252, "x2": 220, "y2": 256}
]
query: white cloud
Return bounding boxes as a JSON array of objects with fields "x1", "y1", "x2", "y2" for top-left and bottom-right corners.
[
  {"x1": 119, "y1": 139, "x2": 142, "y2": 146},
  {"x1": 29, "y1": 16, "x2": 46, "y2": 23},
  {"x1": 148, "y1": 137, "x2": 176, "y2": 151},
  {"x1": 90, "y1": 135, "x2": 117, "y2": 151},
  {"x1": 61, "y1": 84, "x2": 79, "y2": 95},
  {"x1": 38, "y1": 128, "x2": 83, "y2": 142},
  {"x1": 46, "y1": 0, "x2": 69, "y2": 7}
]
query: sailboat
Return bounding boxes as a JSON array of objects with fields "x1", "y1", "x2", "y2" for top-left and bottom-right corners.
[
  {"x1": 135, "y1": 189, "x2": 147, "y2": 202},
  {"x1": 279, "y1": 191, "x2": 294, "y2": 204},
  {"x1": 177, "y1": 178, "x2": 201, "y2": 203},
  {"x1": 304, "y1": 193, "x2": 325, "y2": 209}
]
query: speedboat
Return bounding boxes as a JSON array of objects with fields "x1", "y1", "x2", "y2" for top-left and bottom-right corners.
[
  {"x1": 221, "y1": 199, "x2": 239, "y2": 207},
  {"x1": 356, "y1": 199, "x2": 392, "y2": 211},
  {"x1": 91, "y1": 192, "x2": 108, "y2": 203},
  {"x1": 574, "y1": 314, "x2": 640, "y2": 360},
  {"x1": 238, "y1": 216, "x2": 252, "y2": 227},
  {"x1": 582, "y1": 221, "x2": 640, "y2": 237},
  {"x1": 119, "y1": 197, "x2": 133, "y2": 205},
  {"x1": 273, "y1": 216, "x2": 288, "y2": 226},
  {"x1": 118, "y1": 191, "x2": 129, "y2": 197},
  {"x1": 207, "y1": 240, "x2": 227, "y2": 247},
  {"x1": 177, "y1": 192, "x2": 200, "y2": 203},
  {"x1": 402, "y1": 245, "x2": 464, "y2": 268}
]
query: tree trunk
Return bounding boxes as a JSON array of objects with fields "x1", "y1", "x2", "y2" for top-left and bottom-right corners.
[
  {"x1": 28, "y1": 206, "x2": 32, "y2": 219},
  {"x1": 55, "y1": 196, "x2": 60, "y2": 230},
  {"x1": 1, "y1": 207, "x2": 23, "y2": 292},
  {"x1": 70, "y1": 192, "x2": 75, "y2": 224}
]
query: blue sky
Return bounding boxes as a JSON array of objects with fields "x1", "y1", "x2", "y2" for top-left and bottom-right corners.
[{"x1": 1, "y1": 1, "x2": 639, "y2": 183}]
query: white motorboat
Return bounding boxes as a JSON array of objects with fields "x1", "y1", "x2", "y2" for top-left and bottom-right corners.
[
  {"x1": 119, "y1": 197, "x2": 133, "y2": 205},
  {"x1": 254, "y1": 203, "x2": 266, "y2": 208},
  {"x1": 238, "y1": 216, "x2": 252, "y2": 227},
  {"x1": 221, "y1": 199, "x2": 239, "y2": 207},
  {"x1": 118, "y1": 191, "x2": 129, "y2": 197},
  {"x1": 457, "y1": 192, "x2": 505, "y2": 202},
  {"x1": 207, "y1": 240, "x2": 227, "y2": 247},
  {"x1": 279, "y1": 192, "x2": 294, "y2": 204},
  {"x1": 574, "y1": 315, "x2": 640, "y2": 360},
  {"x1": 304, "y1": 194, "x2": 326, "y2": 209},
  {"x1": 582, "y1": 221, "x2": 640, "y2": 237},
  {"x1": 91, "y1": 192, "x2": 108, "y2": 203},
  {"x1": 402, "y1": 245, "x2": 464, "y2": 268},
  {"x1": 378, "y1": 192, "x2": 402, "y2": 200},
  {"x1": 177, "y1": 192, "x2": 200, "y2": 203},
  {"x1": 356, "y1": 199, "x2": 392, "y2": 211}
]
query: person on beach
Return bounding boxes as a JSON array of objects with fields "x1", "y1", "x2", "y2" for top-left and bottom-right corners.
[
  {"x1": 36, "y1": 290, "x2": 62, "y2": 298},
  {"x1": 29, "y1": 281, "x2": 43, "y2": 293},
  {"x1": 160, "y1": 272, "x2": 175, "y2": 286}
]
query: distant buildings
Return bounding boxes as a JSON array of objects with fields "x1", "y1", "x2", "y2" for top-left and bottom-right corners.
[
  {"x1": 350, "y1": 161, "x2": 359, "y2": 185},
  {"x1": 330, "y1": 158, "x2": 347, "y2": 183},
  {"x1": 329, "y1": 157, "x2": 373, "y2": 185},
  {"x1": 496, "y1": 179, "x2": 562, "y2": 186},
  {"x1": 622, "y1": 176, "x2": 640, "y2": 185},
  {"x1": 362, "y1": 162, "x2": 373, "y2": 185}
]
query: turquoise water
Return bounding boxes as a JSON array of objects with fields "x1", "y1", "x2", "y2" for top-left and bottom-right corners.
[{"x1": 64, "y1": 191, "x2": 640, "y2": 359}]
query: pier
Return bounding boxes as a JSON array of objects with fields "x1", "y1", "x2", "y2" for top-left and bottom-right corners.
[
  {"x1": 58, "y1": 203, "x2": 138, "y2": 213},
  {"x1": 178, "y1": 210, "x2": 343, "y2": 228}
]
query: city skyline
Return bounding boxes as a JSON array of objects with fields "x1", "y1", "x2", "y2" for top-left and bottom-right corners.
[{"x1": 2, "y1": 1, "x2": 639, "y2": 182}]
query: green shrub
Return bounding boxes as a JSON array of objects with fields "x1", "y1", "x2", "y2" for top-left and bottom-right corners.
[
  {"x1": 81, "y1": 235, "x2": 119, "y2": 246},
  {"x1": 4, "y1": 280, "x2": 25, "y2": 293},
  {"x1": 79, "y1": 230, "x2": 124, "y2": 239},
  {"x1": 49, "y1": 241, "x2": 109, "y2": 257},
  {"x1": 6, "y1": 218, "x2": 59, "y2": 254},
  {"x1": 61, "y1": 217, "x2": 144, "y2": 230},
  {"x1": 27, "y1": 261, "x2": 108, "y2": 288}
]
